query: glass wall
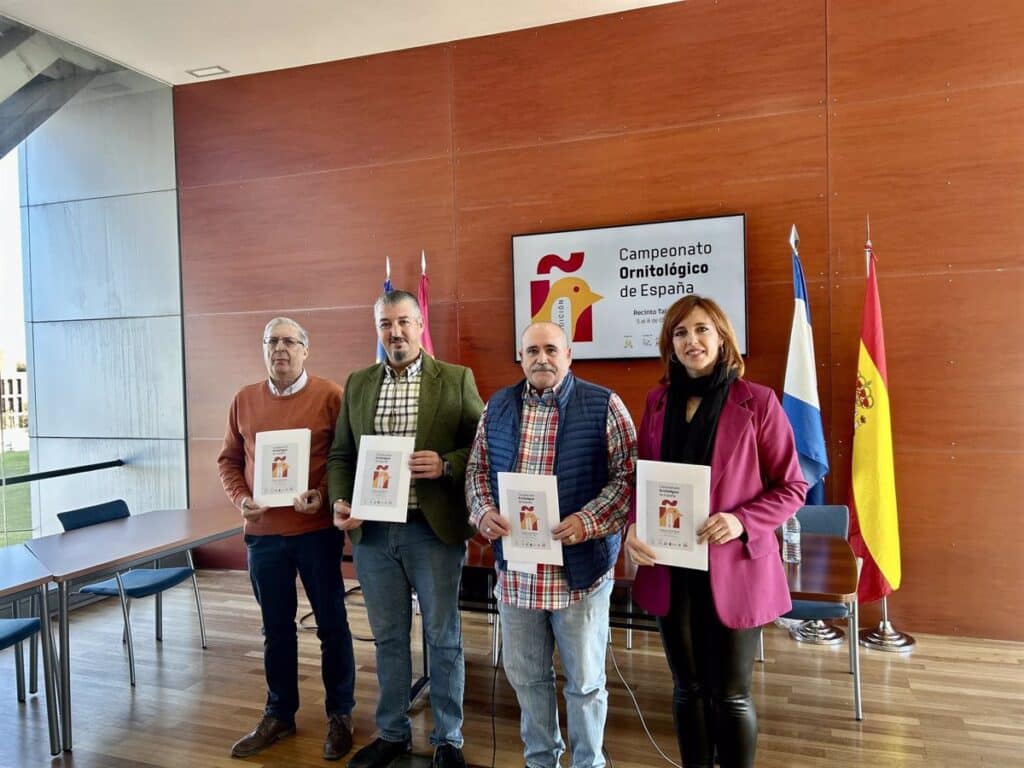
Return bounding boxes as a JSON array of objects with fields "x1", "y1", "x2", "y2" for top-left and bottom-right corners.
[
  {"x1": 0, "y1": 14, "x2": 187, "y2": 546},
  {"x1": 0, "y1": 148, "x2": 30, "y2": 546}
]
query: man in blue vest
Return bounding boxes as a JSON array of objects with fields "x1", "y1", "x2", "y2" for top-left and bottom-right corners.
[{"x1": 466, "y1": 321, "x2": 637, "y2": 768}]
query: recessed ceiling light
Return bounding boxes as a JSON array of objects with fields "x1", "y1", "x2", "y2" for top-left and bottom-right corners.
[{"x1": 186, "y1": 65, "x2": 229, "y2": 78}]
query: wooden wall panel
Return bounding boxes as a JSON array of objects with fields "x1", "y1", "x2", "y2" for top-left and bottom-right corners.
[
  {"x1": 179, "y1": 157, "x2": 456, "y2": 315},
  {"x1": 174, "y1": 0, "x2": 1024, "y2": 638},
  {"x1": 872, "y1": 451, "x2": 1024, "y2": 637},
  {"x1": 452, "y1": 0, "x2": 825, "y2": 153},
  {"x1": 455, "y1": 110, "x2": 828, "y2": 300},
  {"x1": 830, "y1": 273, "x2": 1024, "y2": 455},
  {"x1": 829, "y1": 86, "x2": 1024, "y2": 278},
  {"x1": 829, "y1": 1, "x2": 1024, "y2": 104},
  {"x1": 174, "y1": 46, "x2": 452, "y2": 188}
]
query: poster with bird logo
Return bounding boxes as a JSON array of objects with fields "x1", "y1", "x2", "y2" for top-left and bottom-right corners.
[{"x1": 512, "y1": 214, "x2": 747, "y2": 359}]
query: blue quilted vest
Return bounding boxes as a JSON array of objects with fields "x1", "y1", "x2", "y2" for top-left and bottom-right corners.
[{"x1": 485, "y1": 373, "x2": 620, "y2": 590}]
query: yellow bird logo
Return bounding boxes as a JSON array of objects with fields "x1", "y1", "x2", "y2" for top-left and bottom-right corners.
[{"x1": 530, "y1": 277, "x2": 603, "y2": 341}]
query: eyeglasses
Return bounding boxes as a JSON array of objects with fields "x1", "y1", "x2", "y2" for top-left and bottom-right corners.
[{"x1": 263, "y1": 336, "x2": 305, "y2": 349}]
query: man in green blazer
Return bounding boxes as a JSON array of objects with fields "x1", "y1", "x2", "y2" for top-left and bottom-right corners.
[{"x1": 328, "y1": 290, "x2": 483, "y2": 768}]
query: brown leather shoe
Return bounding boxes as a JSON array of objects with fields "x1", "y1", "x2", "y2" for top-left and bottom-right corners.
[
  {"x1": 323, "y1": 713, "x2": 353, "y2": 761},
  {"x1": 230, "y1": 714, "x2": 296, "y2": 758}
]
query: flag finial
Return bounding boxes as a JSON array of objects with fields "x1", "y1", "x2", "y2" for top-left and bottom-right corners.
[
  {"x1": 864, "y1": 215, "x2": 873, "y2": 276},
  {"x1": 421, "y1": 249, "x2": 426, "y2": 276},
  {"x1": 789, "y1": 225, "x2": 799, "y2": 253},
  {"x1": 385, "y1": 255, "x2": 391, "y2": 280}
]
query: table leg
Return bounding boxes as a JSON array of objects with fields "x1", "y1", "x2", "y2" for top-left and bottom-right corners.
[
  {"x1": 59, "y1": 581, "x2": 72, "y2": 750},
  {"x1": 13, "y1": 599, "x2": 25, "y2": 701},
  {"x1": 37, "y1": 584, "x2": 60, "y2": 756},
  {"x1": 29, "y1": 596, "x2": 39, "y2": 694},
  {"x1": 849, "y1": 598, "x2": 863, "y2": 721}
]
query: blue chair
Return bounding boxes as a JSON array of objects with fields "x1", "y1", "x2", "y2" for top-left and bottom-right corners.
[
  {"x1": 2, "y1": 595, "x2": 60, "y2": 754},
  {"x1": 57, "y1": 500, "x2": 208, "y2": 686},
  {"x1": 783, "y1": 504, "x2": 851, "y2": 645},
  {"x1": 2, "y1": 615, "x2": 41, "y2": 702}
]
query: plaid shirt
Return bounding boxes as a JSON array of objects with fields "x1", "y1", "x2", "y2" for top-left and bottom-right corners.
[
  {"x1": 375, "y1": 354, "x2": 422, "y2": 509},
  {"x1": 466, "y1": 378, "x2": 637, "y2": 610}
]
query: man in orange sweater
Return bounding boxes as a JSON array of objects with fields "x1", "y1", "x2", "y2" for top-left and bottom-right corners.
[{"x1": 218, "y1": 317, "x2": 356, "y2": 761}]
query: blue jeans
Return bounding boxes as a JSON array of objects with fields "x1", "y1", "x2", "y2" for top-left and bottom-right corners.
[
  {"x1": 354, "y1": 516, "x2": 466, "y2": 747},
  {"x1": 499, "y1": 578, "x2": 613, "y2": 768},
  {"x1": 246, "y1": 527, "x2": 356, "y2": 721}
]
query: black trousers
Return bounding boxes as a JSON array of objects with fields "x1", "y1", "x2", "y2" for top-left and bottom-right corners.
[{"x1": 656, "y1": 568, "x2": 760, "y2": 768}]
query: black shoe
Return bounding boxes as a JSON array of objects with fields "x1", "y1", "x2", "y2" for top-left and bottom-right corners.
[
  {"x1": 324, "y1": 713, "x2": 354, "y2": 761},
  {"x1": 230, "y1": 714, "x2": 296, "y2": 758},
  {"x1": 432, "y1": 743, "x2": 467, "y2": 768},
  {"x1": 346, "y1": 737, "x2": 412, "y2": 768}
]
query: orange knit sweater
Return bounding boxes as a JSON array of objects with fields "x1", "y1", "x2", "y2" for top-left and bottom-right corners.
[{"x1": 217, "y1": 374, "x2": 342, "y2": 537}]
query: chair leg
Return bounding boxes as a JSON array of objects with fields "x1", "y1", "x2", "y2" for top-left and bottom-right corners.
[
  {"x1": 757, "y1": 626, "x2": 765, "y2": 663},
  {"x1": 13, "y1": 600, "x2": 26, "y2": 702},
  {"x1": 491, "y1": 611, "x2": 501, "y2": 668},
  {"x1": 29, "y1": 595, "x2": 39, "y2": 695},
  {"x1": 626, "y1": 590, "x2": 634, "y2": 650},
  {"x1": 115, "y1": 573, "x2": 137, "y2": 686},
  {"x1": 850, "y1": 599, "x2": 863, "y2": 721},
  {"x1": 122, "y1": 598, "x2": 131, "y2": 645},
  {"x1": 187, "y1": 551, "x2": 208, "y2": 649},
  {"x1": 486, "y1": 572, "x2": 494, "y2": 626}
]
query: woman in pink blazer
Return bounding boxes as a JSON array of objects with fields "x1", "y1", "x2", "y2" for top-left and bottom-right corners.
[{"x1": 625, "y1": 295, "x2": 806, "y2": 768}]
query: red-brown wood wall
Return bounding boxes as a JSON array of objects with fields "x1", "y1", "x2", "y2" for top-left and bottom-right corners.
[{"x1": 174, "y1": 0, "x2": 1024, "y2": 640}]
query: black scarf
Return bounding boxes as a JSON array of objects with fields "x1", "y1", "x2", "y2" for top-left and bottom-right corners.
[{"x1": 661, "y1": 359, "x2": 737, "y2": 466}]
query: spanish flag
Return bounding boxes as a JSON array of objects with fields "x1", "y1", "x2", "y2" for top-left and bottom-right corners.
[{"x1": 849, "y1": 238, "x2": 901, "y2": 603}]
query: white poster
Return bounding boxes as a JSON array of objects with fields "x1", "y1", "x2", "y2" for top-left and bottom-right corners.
[
  {"x1": 498, "y1": 472, "x2": 563, "y2": 566},
  {"x1": 636, "y1": 460, "x2": 711, "y2": 570},
  {"x1": 253, "y1": 428, "x2": 311, "y2": 507},
  {"x1": 512, "y1": 214, "x2": 746, "y2": 359},
  {"x1": 352, "y1": 435, "x2": 415, "y2": 522}
]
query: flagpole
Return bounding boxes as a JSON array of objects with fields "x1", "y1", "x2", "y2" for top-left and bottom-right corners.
[
  {"x1": 856, "y1": 215, "x2": 916, "y2": 653},
  {"x1": 784, "y1": 224, "x2": 842, "y2": 645}
]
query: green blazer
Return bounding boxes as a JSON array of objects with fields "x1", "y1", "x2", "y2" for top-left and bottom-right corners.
[{"x1": 327, "y1": 354, "x2": 484, "y2": 545}]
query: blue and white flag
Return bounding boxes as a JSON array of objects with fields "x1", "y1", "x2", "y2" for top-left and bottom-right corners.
[
  {"x1": 782, "y1": 226, "x2": 829, "y2": 503},
  {"x1": 375, "y1": 256, "x2": 393, "y2": 363}
]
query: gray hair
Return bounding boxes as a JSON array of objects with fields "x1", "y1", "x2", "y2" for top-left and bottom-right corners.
[
  {"x1": 373, "y1": 290, "x2": 422, "y2": 322},
  {"x1": 520, "y1": 321, "x2": 570, "y2": 349},
  {"x1": 263, "y1": 316, "x2": 309, "y2": 346}
]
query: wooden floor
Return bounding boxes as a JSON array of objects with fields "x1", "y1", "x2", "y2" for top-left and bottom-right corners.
[{"x1": 2, "y1": 570, "x2": 1023, "y2": 768}]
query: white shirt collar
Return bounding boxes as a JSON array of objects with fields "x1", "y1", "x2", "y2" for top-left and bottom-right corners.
[{"x1": 268, "y1": 369, "x2": 308, "y2": 397}]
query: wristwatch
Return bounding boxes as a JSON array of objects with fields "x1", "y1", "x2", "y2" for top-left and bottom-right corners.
[{"x1": 442, "y1": 459, "x2": 453, "y2": 478}]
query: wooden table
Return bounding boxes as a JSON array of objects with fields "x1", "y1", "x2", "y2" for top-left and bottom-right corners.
[
  {"x1": 782, "y1": 533, "x2": 862, "y2": 720},
  {"x1": 0, "y1": 545, "x2": 60, "y2": 755},
  {"x1": 25, "y1": 506, "x2": 243, "y2": 751}
]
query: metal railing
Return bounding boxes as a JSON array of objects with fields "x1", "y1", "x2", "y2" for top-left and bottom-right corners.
[{"x1": 0, "y1": 459, "x2": 124, "y2": 486}]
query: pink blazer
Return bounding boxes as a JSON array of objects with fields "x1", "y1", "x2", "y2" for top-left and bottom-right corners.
[{"x1": 630, "y1": 379, "x2": 807, "y2": 629}]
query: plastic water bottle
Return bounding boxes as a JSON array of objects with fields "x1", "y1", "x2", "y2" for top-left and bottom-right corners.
[{"x1": 782, "y1": 515, "x2": 801, "y2": 564}]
